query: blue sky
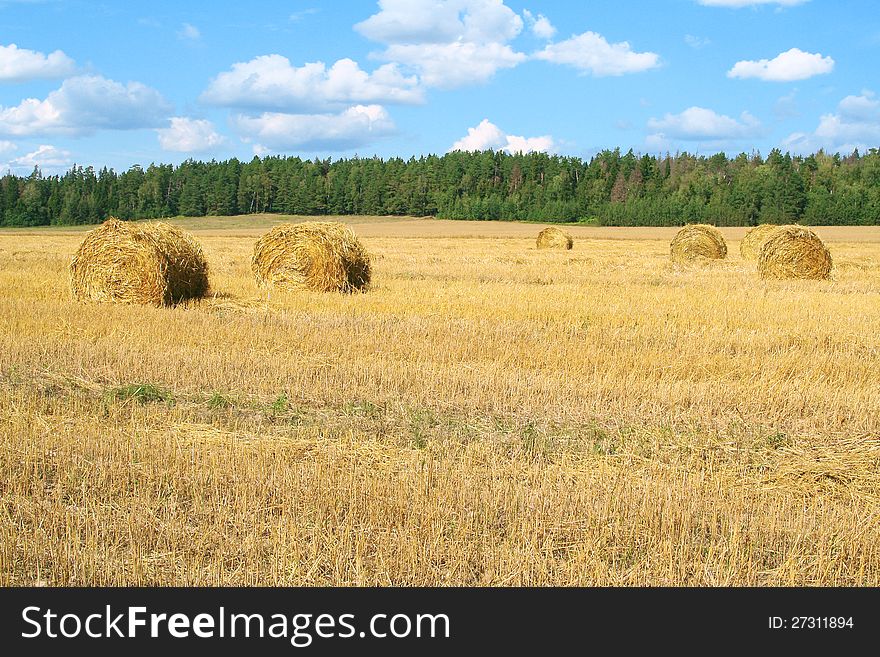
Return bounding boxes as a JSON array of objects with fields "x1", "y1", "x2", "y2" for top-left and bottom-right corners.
[{"x1": 1, "y1": 0, "x2": 878, "y2": 174}]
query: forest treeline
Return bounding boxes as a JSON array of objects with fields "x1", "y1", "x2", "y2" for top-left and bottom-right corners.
[{"x1": 2, "y1": 147, "x2": 879, "y2": 227}]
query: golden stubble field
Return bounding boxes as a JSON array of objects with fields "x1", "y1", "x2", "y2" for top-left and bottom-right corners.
[{"x1": 2, "y1": 215, "x2": 880, "y2": 586}]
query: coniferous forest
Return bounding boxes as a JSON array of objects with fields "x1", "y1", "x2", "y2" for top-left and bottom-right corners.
[{"x1": 1, "y1": 147, "x2": 879, "y2": 227}]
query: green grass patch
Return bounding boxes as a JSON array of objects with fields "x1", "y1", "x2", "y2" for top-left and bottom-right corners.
[
  {"x1": 106, "y1": 383, "x2": 172, "y2": 405},
  {"x1": 206, "y1": 392, "x2": 234, "y2": 410},
  {"x1": 269, "y1": 393, "x2": 289, "y2": 414}
]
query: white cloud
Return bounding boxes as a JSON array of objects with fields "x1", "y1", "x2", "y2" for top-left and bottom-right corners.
[
  {"x1": 696, "y1": 0, "x2": 808, "y2": 7},
  {"x1": 783, "y1": 91, "x2": 880, "y2": 154},
  {"x1": 533, "y1": 31, "x2": 660, "y2": 76},
  {"x1": 381, "y1": 42, "x2": 524, "y2": 88},
  {"x1": 647, "y1": 106, "x2": 761, "y2": 140},
  {"x1": 0, "y1": 140, "x2": 15, "y2": 156},
  {"x1": 728, "y1": 48, "x2": 833, "y2": 82},
  {"x1": 0, "y1": 43, "x2": 75, "y2": 82},
  {"x1": 645, "y1": 133, "x2": 671, "y2": 152},
  {"x1": 449, "y1": 118, "x2": 554, "y2": 154},
  {"x1": 201, "y1": 55, "x2": 423, "y2": 111},
  {"x1": 504, "y1": 133, "x2": 554, "y2": 154},
  {"x1": 356, "y1": 0, "x2": 523, "y2": 45},
  {"x1": 356, "y1": 0, "x2": 526, "y2": 88},
  {"x1": 0, "y1": 75, "x2": 171, "y2": 137},
  {"x1": 838, "y1": 92, "x2": 880, "y2": 121},
  {"x1": 157, "y1": 117, "x2": 225, "y2": 152},
  {"x1": 178, "y1": 23, "x2": 201, "y2": 41},
  {"x1": 233, "y1": 104, "x2": 396, "y2": 152},
  {"x1": 450, "y1": 118, "x2": 506, "y2": 150},
  {"x1": 523, "y1": 9, "x2": 556, "y2": 39},
  {"x1": 6, "y1": 144, "x2": 72, "y2": 173},
  {"x1": 359, "y1": 2, "x2": 653, "y2": 86}
]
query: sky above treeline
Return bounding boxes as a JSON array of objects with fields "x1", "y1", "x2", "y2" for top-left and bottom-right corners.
[{"x1": 0, "y1": 0, "x2": 878, "y2": 174}]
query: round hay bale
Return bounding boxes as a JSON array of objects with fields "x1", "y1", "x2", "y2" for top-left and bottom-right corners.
[
  {"x1": 670, "y1": 224, "x2": 727, "y2": 264},
  {"x1": 69, "y1": 218, "x2": 209, "y2": 306},
  {"x1": 536, "y1": 226, "x2": 573, "y2": 250},
  {"x1": 757, "y1": 225, "x2": 831, "y2": 280},
  {"x1": 252, "y1": 222, "x2": 371, "y2": 293},
  {"x1": 740, "y1": 224, "x2": 780, "y2": 261}
]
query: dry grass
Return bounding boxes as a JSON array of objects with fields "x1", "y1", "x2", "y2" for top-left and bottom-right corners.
[
  {"x1": 252, "y1": 222, "x2": 371, "y2": 293},
  {"x1": 758, "y1": 225, "x2": 833, "y2": 280},
  {"x1": 536, "y1": 226, "x2": 573, "y2": 250},
  {"x1": 3, "y1": 216, "x2": 880, "y2": 586},
  {"x1": 69, "y1": 218, "x2": 209, "y2": 305}
]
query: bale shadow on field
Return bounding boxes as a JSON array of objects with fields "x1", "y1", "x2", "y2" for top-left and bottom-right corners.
[{"x1": 201, "y1": 291, "x2": 274, "y2": 315}]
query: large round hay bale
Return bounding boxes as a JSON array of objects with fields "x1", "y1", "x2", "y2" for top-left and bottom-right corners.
[
  {"x1": 670, "y1": 224, "x2": 727, "y2": 263},
  {"x1": 252, "y1": 222, "x2": 371, "y2": 293},
  {"x1": 757, "y1": 225, "x2": 831, "y2": 280},
  {"x1": 69, "y1": 218, "x2": 209, "y2": 306},
  {"x1": 740, "y1": 224, "x2": 779, "y2": 261},
  {"x1": 536, "y1": 226, "x2": 573, "y2": 250}
]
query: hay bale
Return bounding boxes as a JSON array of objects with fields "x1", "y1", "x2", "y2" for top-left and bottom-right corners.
[
  {"x1": 252, "y1": 222, "x2": 371, "y2": 293},
  {"x1": 670, "y1": 224, "x2": 727, "y2": 263},
  {"x1": 69, "y1": 218, "x2": 209, "y2": 306},
  {"x1": 740, "y1": 224, "x2": 780, "y2": 261},
  {"x1": 757, "y1": 225, "x2": 832, "y2": 280},
  {"x1": 536, "y1": 226, "x2": 573, "y2": 250}
]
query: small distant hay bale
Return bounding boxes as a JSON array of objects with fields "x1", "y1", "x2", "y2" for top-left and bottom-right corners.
[
  {"x1": 757, "y1": 225, "x2": 832, "y2": 280},
  {"x1": 69, "y1": 218, "x2": 209, "y2": 306},
  {"x1": 252, "y1": 222, "x2": 371, "y2": 293},
  {"x1": 670, "y1": 224, "x2": 727, "y2": 264},
  {"x1": 740, "y1": 224, "x2": 780, "y2": 261},
  {"x1": 536, "y1": 226, "x2": 573, "y2": 250}
]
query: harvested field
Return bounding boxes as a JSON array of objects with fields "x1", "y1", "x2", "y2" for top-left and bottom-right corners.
[{"x1": 2, "y1": 215, "x2": 880, "y2": 586}]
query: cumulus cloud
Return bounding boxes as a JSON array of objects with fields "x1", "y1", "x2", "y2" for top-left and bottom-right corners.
[
  {"x1": 0, "y1": 75, "x2": 171, "y2": 137},
  {"x1": 449, "y1": 118, "x2": 554, "y2": 153},
  {"x1": 357, "y1": 1, "x2": 653, "y2": 85},
  {"x1": 356, "y1": 0, "x2": 526, "y2": 88},
  {"x1": 6, "y1": 144, "x2": 72, "y2": 173},
  {"x1": 504, "y1": 133, "x2": 555, "y2": 154},
  {"x1": 728, "y1": 48, "x2": 833, "y2": 82},
  {"x1": 0, "y1": 140, "x2": 15, "y2": 156},
  {"x1": 157, "y1": 117, "x2": 225, "y2": 152},
  {"x1": 356, "y1": 0, "x2": 523, "y2": 45},
  {"x1": 201, "y1": 55, "x2": 423, "y2": 111},
  {"x1": 696, "y1": 0, "x2": 808, "y2": 7},
  {"x1": 381, "y1": 42, "x2": 524, "y2": 88},
  {"x1": 647, "y1": 106, "x2": 761, "y2": 141},
  {"x1": 450, "y1": 118, "x2": 505, "y2": 150},
  {"x1": 523, "y1": 9, "x2": 556, "y2": 39},
  {"x1": 837, "y1": 93, "x2": 880, "y2": 122},
  {"x1": 783, "y1": 91, "x2": 880, "y2": 154},
  {"x1": 0, "y1": 43, "x2": 75, "y2": 82},
  {"x1": 533, "y1": 31, "x2": 660, "y2": 76},
  {"x1": 233, "y1": 104, "x2": 396, "y2": 152}
]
